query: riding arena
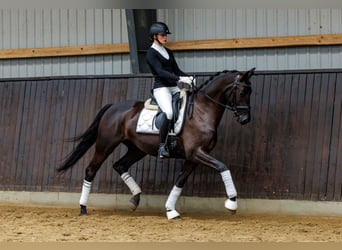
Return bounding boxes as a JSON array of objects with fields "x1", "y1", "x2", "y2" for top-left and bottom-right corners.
[{"x1": 1, "y1": 8, "x2": 342, "y2": 242}]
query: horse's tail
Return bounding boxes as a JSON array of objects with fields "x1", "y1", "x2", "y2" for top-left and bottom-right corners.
[{"x1": 57, "y1": 104, "x2": 112, "y2": 173}]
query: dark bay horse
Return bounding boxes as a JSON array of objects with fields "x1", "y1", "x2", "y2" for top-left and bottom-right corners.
[{"x1": 57, "y1": 68, "x2": 255, "y2": 219}]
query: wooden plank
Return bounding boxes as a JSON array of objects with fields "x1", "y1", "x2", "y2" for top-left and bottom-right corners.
[
  {"x1": 0, "y1": 82, "x2": 10, "y2": 188},
  {"x1": 244, "y1": 74, "x2": 268, "y2": 198},
  {"x1": 55, "y1": 80, "x2": 71, "y2": 190},
  {"x1": 287, "y1": 73, "x2": 302, "y2": 199},
  {"x1": 21, "y1": 81, "x2": 37, "y2": 190},
  {"x1": 39, "y1": 81, "x2": 56, "y2": 191},
  {"x1": 302, "y1": 73, "x2": 315, "y2": 200},
  {"x1": 0, "y1": 44, "x2": 130, "y2": 59},
  {"x1": 295, "y1": 73, "x2": 309, "y2": 200},
  {"x1": 50, "y1": 79, "x2": 67, "y2": 191},
  {"x1": 9, "y1": 81, "x2": 26, "y2": 190},
  {"x1": 166, "y1": 34, "x2": 342, "y2": 51},
  {"x1": 30, "y1": 81, "x2": 46, "y2": 191},
  {"x1": 318, "y1": 73, "x2": 335, "y2": 200},
  {"x1": 1, "y1": 34, "x2": 342, "y2": 59},
  {"x1": 263, "y1": 74, "x2": 280, "y2": 198},
  {"x1": 325, "y1": 73, "x2": 339, "y2": 200},
  {"x1": 280, "y1": 74, "x2": 294, "y2": 199},
  {"x1": 332, "y1": 73, "x2": 342, "y2": 200},
  {"x1": 307, "y1": 73, "x2": 323, "y2": 200},
  {"x1": 271, "y1": 74, "x2": 287, "y2": 198},
  {"x1": 0, "y1": 82, "x2": 7, "y2": 186},
  {"x1": 66, "y1": 79, "x2": 83, "y2": 192}
]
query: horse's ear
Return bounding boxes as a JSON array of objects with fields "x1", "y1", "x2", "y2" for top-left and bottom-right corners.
[{"x1": 241, "y1": 67, "x2": 256, "y2": 81}]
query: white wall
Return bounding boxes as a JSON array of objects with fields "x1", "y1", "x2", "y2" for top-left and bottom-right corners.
[
  {"x1": 0, "y1": 9, "x2": 130, "y2": 78},
  {"x1": 158, "y1": 9, "x2": 342, "y2": 72},
  {"x1": 1, "y1": 9, "x2": 342, "y2": 78}
]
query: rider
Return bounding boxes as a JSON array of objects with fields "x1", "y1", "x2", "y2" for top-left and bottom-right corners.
[{"x1": 146, "y1": 22, "x2": 194, "y2": 159}]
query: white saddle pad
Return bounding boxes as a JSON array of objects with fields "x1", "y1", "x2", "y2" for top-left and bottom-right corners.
[{"x1": 136, "y1": 90, "x2": 187, "y2": 135}]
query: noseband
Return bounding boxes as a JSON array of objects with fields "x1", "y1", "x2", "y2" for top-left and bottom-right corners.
[{"x1": 202, "y1": 75, "x2": 251, "y2": 116}]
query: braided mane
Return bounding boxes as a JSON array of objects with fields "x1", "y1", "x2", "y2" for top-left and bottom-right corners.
[
  {"x1": 187, "y1": 70, "x2": 239, "y2": 119},
  {"x1": 196, "y1": 70, "x2": 239, "y2": 92}
]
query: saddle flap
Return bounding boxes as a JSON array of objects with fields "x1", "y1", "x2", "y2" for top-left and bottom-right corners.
[
  {"x1": 137, "y1": 89, "x2": 188, "y2": 135},
  {"x1": 144, "y1": 89, "x2": 186, "y2": 111}
]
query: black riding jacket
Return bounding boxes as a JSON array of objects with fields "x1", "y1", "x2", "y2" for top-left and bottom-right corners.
[{"x1": 146, "y1": 46, "x2": 187, "y2": 89}]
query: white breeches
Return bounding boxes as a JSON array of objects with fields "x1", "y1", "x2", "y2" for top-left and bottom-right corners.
[{"x1": 153, "y1": 86, "x2": 180, "y2": 120}]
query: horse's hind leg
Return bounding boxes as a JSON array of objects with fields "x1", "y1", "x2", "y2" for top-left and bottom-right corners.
[
  {"x1": 165, "y1": 160, "x2": 196, "y2": 220},
  {"x1": 79, "y1": 143, "x2": 116, "y2": 216},
  {"x1": 112, "y1": 144, "x2": 146, "y2": 211}
]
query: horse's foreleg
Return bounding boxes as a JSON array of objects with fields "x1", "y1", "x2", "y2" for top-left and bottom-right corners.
[
  {"x1": 220, "y1": 170, "x2": 238, "y2": 213},
  {"x1": 112, "y1": 147, "x2": 146, "y2": 211},
  {"x1": 165, "y1": 160, "x2": 195, "y2": 220},
  {"x1": 194, "y1": 149, "x2": 238, "y2": 214}
]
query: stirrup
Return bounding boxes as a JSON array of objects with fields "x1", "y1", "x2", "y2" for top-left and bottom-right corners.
[{"x1": 159, "y1": 144, "x2": 170, "y2": 158}]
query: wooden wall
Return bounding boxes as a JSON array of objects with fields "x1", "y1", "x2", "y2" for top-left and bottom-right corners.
[{"x1": 0, "y1": 70, "x2": 341, "y2": 201}]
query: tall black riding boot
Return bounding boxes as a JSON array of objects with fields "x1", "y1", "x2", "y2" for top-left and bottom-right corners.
[{"x1": 159, "y1": 114, "x2": 171, "y2": 158}]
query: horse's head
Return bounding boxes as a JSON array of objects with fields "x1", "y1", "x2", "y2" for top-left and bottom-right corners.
[
  {"x1": 226, "y1": 68, "x2": 255, "y2": 125},
  {"x1": 195, "y1": 68, "x2": 255, "y2": 125}
]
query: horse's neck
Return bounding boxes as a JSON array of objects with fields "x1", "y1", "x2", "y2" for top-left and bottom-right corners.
[
  {"x1": 195, "y1": 90, "x2": 226, "y2": 128},
  {"x1": 195, "y1": 73, "x2": 235, "y2": 126},
  {"x1": 203, "y1": 74, "x2": 234, "y2": 103}
]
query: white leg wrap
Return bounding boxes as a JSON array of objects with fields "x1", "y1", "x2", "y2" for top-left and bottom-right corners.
[
  {"x1": 121, "y1": 172, "x2": 142, "y2": 196},
  {"x1": 220, "y1": 170, "x2": 237, "y2": 198},
  {"x1": 165, "y1": 186, "x2": 182, "y2": 211},
  {"x1": 79, "y1": 180, "x2": 92, "y2": 206},
  {"x1": 165, "y1": 186, "x2": 182, "y2": 220}
]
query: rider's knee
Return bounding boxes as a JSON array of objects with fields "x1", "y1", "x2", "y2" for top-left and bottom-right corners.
[
  {"x1": 161, "y1": 111, "x2": 172, "y2": 120},
  {"x1": 164, "y1": 111, "x2": 173, "y2": 120}
]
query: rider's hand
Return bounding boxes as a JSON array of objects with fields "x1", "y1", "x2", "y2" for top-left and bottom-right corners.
[{"x1": 178, "y1": 76, "x2": 195, "y2": 86}]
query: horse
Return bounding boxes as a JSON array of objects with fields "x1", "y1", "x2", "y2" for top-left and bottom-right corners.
[{"x1": 57, "y1": 68, "x2": 255, "y2": 220}]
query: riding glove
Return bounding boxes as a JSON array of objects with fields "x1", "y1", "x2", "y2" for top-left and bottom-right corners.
[{"x1": 178, "y1": 76, "x2": 195, "y2": 86}]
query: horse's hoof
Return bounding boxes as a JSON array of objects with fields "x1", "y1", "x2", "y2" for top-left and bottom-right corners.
[
  {"x1": 79, "y1": 205, "x2": 88, "y2": 216},
  {"x1": 225, "y1": 198, "x2": 238, "y2": 214},
  {"x1": 130, "y1": 193, "x2": 141, "y2": 211},
  {"x1": 170, "y1": 215, "x2": 181, "y2": 220},
  {"x1": 226, "y1": 209, "x2": 237, "y2": 215},
  {"x1": 166, "y1": 209, "x2": 181, "y2": 220}
]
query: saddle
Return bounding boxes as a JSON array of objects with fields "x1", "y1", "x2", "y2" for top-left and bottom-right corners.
[
  {"x1": 146, "y1": 91, "x2": 183, "y2": 131},
  {"x1": 136, "y1": 89, "x2": 188, "y2": 135}
]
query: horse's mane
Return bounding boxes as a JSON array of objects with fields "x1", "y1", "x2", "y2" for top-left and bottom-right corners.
[
  {"x1": 187, "y1": 70, "x2": 239, "y2": 119},
  {"x1": 196, "y1": 70, "x2": 239, "y2": 91}
]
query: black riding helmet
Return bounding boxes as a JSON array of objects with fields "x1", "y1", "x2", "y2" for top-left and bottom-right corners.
[{"x1": 149, "y1": 22, "x2": 171, "y2": 42}]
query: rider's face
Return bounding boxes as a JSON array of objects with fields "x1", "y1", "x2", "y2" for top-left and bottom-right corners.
[{"x1": 155, "y1": 34, "x2": 167, "y2": 44}]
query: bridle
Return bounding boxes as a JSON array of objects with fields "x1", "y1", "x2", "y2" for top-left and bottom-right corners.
[
  {"x1": 187, "y1": 73, "x2": 251, "y2": 119},
  {"x1": 202, "y1": 74, "x2": 251, "y2": 116}
]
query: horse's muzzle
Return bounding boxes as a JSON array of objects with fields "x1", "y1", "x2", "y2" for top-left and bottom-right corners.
[{"x1": 235, "y1": 106, "x2": 251, "y2": 125}]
